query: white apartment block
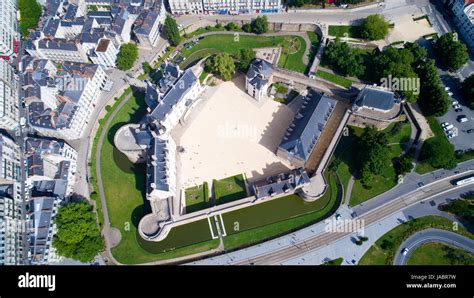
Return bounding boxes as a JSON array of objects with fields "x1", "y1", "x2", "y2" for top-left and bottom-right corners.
[
  {"x1": 134, "y1": 7, "x2": 166, "y2": 48},
  {"x1": 0, "y1": 183, "x2": 24, "y2": 265},
  {"x1": 0, "y1": 59, "x2": 20, "y2": 130},
  {"x1": 90, "y1": 38, "x2": 119, "y2": 68},
  {"x1": 170, "y1": 0, "x2": 282, "y2": 14},
  {"x1": 23, "y1": 58, "x2": 108, "y2": 140},
  {"x1": 33, "y1": 39, "x2": 90, "y2": 63},
  {"x1": 0, "y1": 133, "x2": 22, "y2": 183},
  {"x1": 450, "y1": 0, "x2": 474, "y2": 53},
  {"x1": 0, "y1": 0, "x2": 18, "y2": 58}
]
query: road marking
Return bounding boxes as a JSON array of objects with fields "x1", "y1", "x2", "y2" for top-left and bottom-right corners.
[
  {"x1": 219, "y1": 213, "x2": 227, "y2": 237},
  {"x1": 207, "y1": 216, "x2": 218, "y2": 239}
]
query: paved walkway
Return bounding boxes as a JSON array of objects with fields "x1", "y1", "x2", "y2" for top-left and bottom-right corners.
[{"x1": 344, "y1": 176, "x2": 355, "y2": 206}]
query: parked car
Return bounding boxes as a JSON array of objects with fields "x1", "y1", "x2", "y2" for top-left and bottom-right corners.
[
  {"x1": 441, "y1": 122, "x2": 450, "y2": 128},
  {"x1": 453, "y1": 104, "x2": 461, "y2": 109},
  {"x1": 443, "y1": 124, "x2": 454, "y2": 131},
  {"x1": 444, "y1": 86, "x2": 451, "y2": 91},
  {"x1": 457, "y1": 115, "x2": 469, "y2": 123},
  {"x1": 447, "y1": 133, "x2": 456, "y2": 139},
  {"x1": 467, "y1": 129, "x2": 474, "y2": 134},
  {"x1": 335, "y1": 214, "x2": 342, "y2": 220},
  {"x1": 455, "y1": 108, "x2": 463, "y2": 113},
  {"x1": 451, "y1": 100, "x2": 459, "y2": 105},
  {"x1": 447, "y1": 91, "x2": 454, "y2": 96}
]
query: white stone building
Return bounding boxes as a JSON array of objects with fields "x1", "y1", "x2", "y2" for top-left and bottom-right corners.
[
  {"x1": 170, "y1": 0, "x2": 282, "y2": 15},
  {"x1": 23, "y1": 57, "x2": 108, "y2": 140},
  {"x1": 0, "y1": 59, "x2": 20, "y2": 130},
  {"x1": 0, "y1": 183, "x2": 24, "y2": 265},
  {"x1": 245, "y1": 59, "x2": 273, "y2": 101},
  {"x1": 90, "y1": 38, "x2": 119, "y2": 68},
  {"x1": 0, "y1": 133, "x2": 22, "y2": 183},
  {"x1": 0, "y1": 0, "x2": 18, "y2": 59}
]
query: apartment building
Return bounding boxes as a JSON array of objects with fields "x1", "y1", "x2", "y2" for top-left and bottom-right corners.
[
  {"x1": 0, "y1": 59, "x2": 20, "y2": 130},
  {"x1": 0, "y1": 183, "x2": 24, "y2": 265},
  {"x1": 449, "y1": 0, "x2": 474, "y2": 53},
  {"x1": 22, "y1": 57, "x2": 108, "y2": 140},
  {"x1": 0, "y1": 0, "x2": 18, "y2": 59},
  {"x1": 0, "y1": 133, "x2": 22, "y2": 183},
  {"x1": 89, "y1": 38, "x2": 120, "y2": 68},
  {"x1": 169, "y1": 0, "x2": 282, "y2": 15}
]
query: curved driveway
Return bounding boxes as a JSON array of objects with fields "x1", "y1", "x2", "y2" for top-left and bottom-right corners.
[{"x1": 394, "y1": 228, "x2": 474, "y2": 265}]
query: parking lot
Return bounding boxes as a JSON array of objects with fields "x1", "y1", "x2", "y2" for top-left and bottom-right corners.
[{"x1": 436, "y1": 73, "x2": 474, "y2": 151}]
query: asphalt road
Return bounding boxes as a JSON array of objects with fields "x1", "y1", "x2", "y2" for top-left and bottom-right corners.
[
  {"x1": 393, "y1": 228, "x2": 474, "y2": 265},
  {"x1": 190, "y1": 160, "x2": 474, "y2": 265}
]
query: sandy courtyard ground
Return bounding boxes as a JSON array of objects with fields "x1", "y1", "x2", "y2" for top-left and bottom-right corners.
[
  {"x1": 175, "y1": 81, "x2": 295, "y2": 189},
  {"x1": 375, "y1": 15, "x2": 436, "y2": 48}
]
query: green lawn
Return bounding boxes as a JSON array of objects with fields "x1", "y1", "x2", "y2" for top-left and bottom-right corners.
[
  {"x1": 185, "y1": 183, "x2": 209, "y2": 213},
  {"x1": 316, "y1": 70, "x2": 353, "y2": 88},
  {"x1": 277, "y1": 36, "x2": 308, "y2": 73},
  {"x1": 322, "y1": 257, "x2": 344, "y2": 265},
  {"x1": 214, "y1": 174, "x2": 247, "y2": 205},
  {"x1": 328, "y1": 25, "x2": 362, "y2": 38},
  {"x1": 222, "y1": 172, "x2": 341, "y2": 250},
  {"x1": 179, "y1": 34, "x2": 308, "y2": 73},
  {"x1": 95, "y1": 90, "x2": 219, "y2": 264},
  {"x1": 359, "y1": 216, "x2": 474, "y2": 265},
  {"x1": 407, "y1": 243, "x2": 474, "y2": 265}
]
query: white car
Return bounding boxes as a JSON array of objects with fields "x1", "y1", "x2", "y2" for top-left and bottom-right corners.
[
  {"x1": 335, "y1": 214, "x2": 342, "y2": 220},
  {"x1": 441, "y1": 122, "x2": 450, "y2": 128},
  {"x1": 451, "y1": 100, "x2": 459, "y2": 105},
  {"x1": 443, "y1": 124, "x2": 454, "y2": 131},
  {"x1": 453, "y1": 104, "x2": 461, "y2": 109},
  {"x1": 444, "y1": 86, "x2": 451, "y2": 91},
  {"x1": 401, "y1": 248, "x2": 409, "y2": 255},
  {"x1": 20, "y1": 117, "x2": 26, "y2": 127},
  {"x1": 447, "y1": 91, "x2": 454, "y2": 96},
  {"x1": 447, "y1": 133, "x2": 456, "y2": 139}
]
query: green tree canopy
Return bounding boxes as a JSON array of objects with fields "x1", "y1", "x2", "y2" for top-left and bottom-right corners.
[
  {"x1": 52, "y1": 202, "x2": 104, "y2": 262},
  {"x1": 360, "y1": 14, "x2": 390, "y2": 40},
  {"x1": 252, "y1": 16, "x2": 269, "y2": 34},
  {"x1": 417, "y1": 59, "x2": 450, "y2": 116},
  {"x1": 243, "y1": 23, "x2": 252, "y2": 33},
  {"x1": 117, "y1": 43, "x2": 138, "y2": 70},
  {"x1": 323, "y1": 39, "x2": 365, "y2": 77},
  {"x1": 396, "y1": 155, "x2": 413, "y2": 175},
  {"x1": 420, "y1": 137, "x2": 456, "y2": 169},
  {"x1": 18, "y1": 0, "x2": 42, "y2": 37},
  {"x1": 357, "y1": 127, "x2": 391, "y2": 186},
  {"x1": 235, "y1": 48, "x2": 256, "y2": 71},
  {"x1": 461, "y1": 74, "x2": 474, "y2": 109},
  {"x1": 205, "y1": 53, "x2": 235, "y2": 81},
  {"x1": 434, "y1": 33, "x2": 469, "y2": 71},
  {"x1": 164, "y1": 15, "x2": 180, "y2": 46}
]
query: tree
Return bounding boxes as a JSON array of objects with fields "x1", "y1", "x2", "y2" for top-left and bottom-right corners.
[
  {"x1": 18, "y1": 0, "x2": 42, "y2": 37},
  {"x1": 226, "y1": 22, "x2": 238, "y2": 31},
  {"x1": 434, "y1": 33, "x2": 469, "y2": 71},
  {"x1": 252, "y1": 16, "x2": 269, "y2": 34},
  {"x1": 357, "y1": 127, "x2": 391, "y2": 186},
  {"x1": 116, "y1": 43, "x2": 138, "y2": 70},
  {"x1": 323, "y1": 39, "x2": 365, "y2": 77},
  {"x1": 420, "y1": 137, "x2": 457, "y2": 169},
  {"x1": 360, "y1": 14, "x2": 390, "y2": 40},
  {"x1": 417, "y1": 59, "x2": 450, "y2": 116},
  {"x1": 52, "y1": 202, "x2": 103, "y2": 262},
  {"x1": 461, "y1": 74, "x2": 474, "y2": 109},
  {"x1": 243, "y1": 23, "x2": 252, "y2": 33},
  {"x1": 235, "y1": 48, "x2": 256, "y2": 71},
  {"x1": 164, "y1": 15, "x2": 180, "y2": 46},
  {"x1": 205, "y1": 53, "x2": 235, "y2": 81},
  {"x1": 396, "y1": 155, "x2": 413, "y2": 175},
  {"x1": 142, "y1": 61, "x2": 153, "y2": 74},
  {"x1": 439, "y1": 199, "x2": 474, "y2": 224}
]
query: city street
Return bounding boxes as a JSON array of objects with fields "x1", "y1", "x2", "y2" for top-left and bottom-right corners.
[{"x1": 189, "y1": 160, "x2": 474, "y2": 265}]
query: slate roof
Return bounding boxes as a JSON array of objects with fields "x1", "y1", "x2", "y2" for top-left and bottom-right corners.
[
  {"x1": 246, "y1": 59, "x2": 273, "y2": 90},
  {"x1": 253, "y1": 168, "x2": 311, "y2": 199},
  {"x1": 354, "y1": 86, "x2": 396, "y2": 111},
  {"x1": 149, "y1": 68, "x2": 197, "y2": 121},
  {"x1": 279, "y1": 89, "x2": 336, "y2": 162},
  {"x1": 146, "y1": 137, "x2": 171, "y2": 195}
]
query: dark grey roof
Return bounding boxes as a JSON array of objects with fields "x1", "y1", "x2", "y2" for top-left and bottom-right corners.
[
  {"x1": 146, "y1": 137, "x2": 171, "y2": 194},
  {"x1": 64, "y1": 3, "x2": 79, "y2": 21},
  {"x1": 134, "y1": 10, "x2": 159, "y2": 36},
  {"x1": 38, "y1": 38, "x2": 79, "y2": 51},
  {"x1": 149, "y1": 68, "x2": 197, "y2": 121},
  {"x1": 253, "y1": 168, "x2": 310, "y2": 199},
  {"x1": 43, "y1": 19, "x2": 60, "y2": 37},
  {"x1": 145, "y1": 80, "x2": 159, "y2": 109},
  {"x1": 246, "y1": 59, "x2": 273, "y2": 90},
  {"x1": 279, "y1": 89, "x2": 336, "y2": 162},
  {"x1": 355, "y1": 87, "x2": 395, "y2": 111},
  {"x1": 28, "y1": 196, "x2": 56, "y2": 264}
]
